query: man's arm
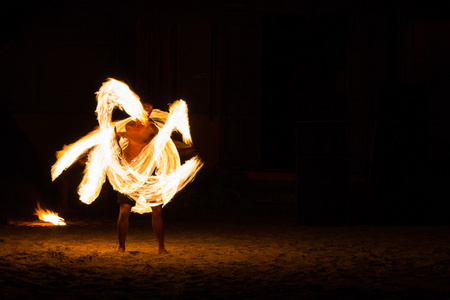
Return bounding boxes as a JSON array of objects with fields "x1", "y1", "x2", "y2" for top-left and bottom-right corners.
[{"x1": 173, "y1": 139, "x2": 198, "y2": 163}]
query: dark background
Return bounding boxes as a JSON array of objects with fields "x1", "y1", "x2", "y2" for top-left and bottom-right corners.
[{"x1": 1, "y1": 0, "x2": 449, "y2": 225}]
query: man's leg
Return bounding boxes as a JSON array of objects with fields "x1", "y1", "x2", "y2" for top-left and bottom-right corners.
[
  {"x1": 117, "y1": 203, "x2": 132, "y2": 252},
  {"x1": 151, "y1": 205, "x2": 168, "y2": 254}
]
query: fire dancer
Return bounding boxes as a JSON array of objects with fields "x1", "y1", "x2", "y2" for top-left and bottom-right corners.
[
  {"x1": 51, "y1": 79, "x2": 203, "y2": 254},
  {"x1": 115, "y1": 103, "x2": 167, "y2": 253}
]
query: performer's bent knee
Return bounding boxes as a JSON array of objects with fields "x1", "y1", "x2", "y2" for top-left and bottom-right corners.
[{"x1": 119, "y1": 203, "x2": 132, "y2": 215}]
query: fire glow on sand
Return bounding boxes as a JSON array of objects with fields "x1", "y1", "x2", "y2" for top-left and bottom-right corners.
[
  {"x1": 34, "y1": 202, "x2": 66, "y2": 226},
  {"x1": 51, "y1": 78, "x2": 203, "y2": 213}
]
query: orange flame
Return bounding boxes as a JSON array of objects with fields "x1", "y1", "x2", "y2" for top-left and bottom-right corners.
[
  {"x1": 34, "y1": 202, "x2": 66, "y2": 226},
  {"x1": 51, "y1": 79, "x2": 203, "y2": 214}
]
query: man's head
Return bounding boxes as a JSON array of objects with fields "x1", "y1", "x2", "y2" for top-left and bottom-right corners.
[{"x1": 142, "y1": 102, "x2": 153, "y2": 115}]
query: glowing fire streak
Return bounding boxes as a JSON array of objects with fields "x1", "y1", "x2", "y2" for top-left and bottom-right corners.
[
  {"x1": 34, "y1": 202, "x2": 66, "y2": 226},
  {"x1": 51, "y1": 78, "x2": 203, "y2": 213}
]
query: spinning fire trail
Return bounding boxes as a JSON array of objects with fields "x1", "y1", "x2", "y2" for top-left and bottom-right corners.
[{"x1": 51, "y1": 79, "x2": 203, "y2": 213}]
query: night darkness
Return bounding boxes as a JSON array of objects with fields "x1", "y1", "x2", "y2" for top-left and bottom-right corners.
[
  {"x1": 2, "y1": 0, "x2": 449, "y2": 224},
  {"x1": 1, "y1": 0, "x2": 450, "y2": 298}
]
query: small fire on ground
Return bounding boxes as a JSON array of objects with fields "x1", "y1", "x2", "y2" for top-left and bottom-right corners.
[{"x1": 34, "y1": 202, "x2": 66, "y2": 226}]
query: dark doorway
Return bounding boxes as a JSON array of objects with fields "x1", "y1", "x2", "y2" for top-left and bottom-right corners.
[{"x1": 263, "y1": 15, "x2": 348, "y2": 223}]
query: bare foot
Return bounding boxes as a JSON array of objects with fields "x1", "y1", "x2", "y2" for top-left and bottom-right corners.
[
  {"x1": 117, "y1": 246, "x2": 126, "y2": 252},
  {"x1": 158, "y1": 248, "x2": 168, "y2": 254}
]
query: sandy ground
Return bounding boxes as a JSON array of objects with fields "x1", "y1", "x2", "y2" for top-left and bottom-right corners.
[{"x1": 1, "y1": 214, "x2": 450, "y2": 300}]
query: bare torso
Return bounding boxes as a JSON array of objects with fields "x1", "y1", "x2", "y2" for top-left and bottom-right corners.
[{"x1": 121, "y1": 120, "x2": 158, "y2": 162}]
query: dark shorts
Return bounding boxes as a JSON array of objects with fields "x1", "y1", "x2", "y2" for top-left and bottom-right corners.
[{"x1": 117, "y1": 193, "x2": 136, "y2": 207}]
